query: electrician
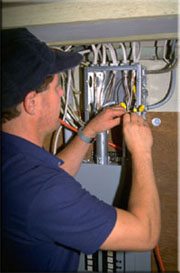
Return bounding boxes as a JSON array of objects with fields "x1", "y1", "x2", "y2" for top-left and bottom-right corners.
[{"x1": 1, "y1": 28, "x2": 161, "y2": 272}]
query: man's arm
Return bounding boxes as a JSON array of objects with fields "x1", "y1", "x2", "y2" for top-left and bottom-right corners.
[
  {"x1": 100, "y1": 113, "x2": 161, "y2": 251},
  {"x1": 57, "y1": 105, "x2": 125, "y2": 176}
]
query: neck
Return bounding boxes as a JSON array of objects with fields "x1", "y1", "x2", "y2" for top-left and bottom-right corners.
[{"x1": 2, "y1": 118, "x2": 45, "y2": 147}]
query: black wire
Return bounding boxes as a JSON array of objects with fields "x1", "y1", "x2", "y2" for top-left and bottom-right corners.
[
  {"x1": 146, "y1": 58, "x2": 178, "y2": 74},
  {"x1": 153, "y1": 249, "x2": 161, "y2": 272}
]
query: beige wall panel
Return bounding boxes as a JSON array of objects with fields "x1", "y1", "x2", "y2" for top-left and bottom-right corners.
[{"x1": 2, "y1": 0, "x2": 178, "y2": 28}]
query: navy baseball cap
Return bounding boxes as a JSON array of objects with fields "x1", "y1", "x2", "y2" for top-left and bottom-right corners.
[{"x1": 1, "y1": 28, "x2": 83, "y2": 110}]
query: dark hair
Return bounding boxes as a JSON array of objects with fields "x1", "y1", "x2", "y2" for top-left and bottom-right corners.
[
  {"x1": 2, "y1": 75, "x2": 54, "y2": 123},
  {"x1": 35, "y1": 75, "x2": 54, "y2": 93}
]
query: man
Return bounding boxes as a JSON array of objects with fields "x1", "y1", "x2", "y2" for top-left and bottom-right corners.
[{"x1": 1, "y1": 28, "x2": 160, "y2": 272}]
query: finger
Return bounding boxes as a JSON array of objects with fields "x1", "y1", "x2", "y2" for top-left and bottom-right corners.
[
  {"x1": 131, "y1": 113, "x2": 144, "y2": 124},
  {"x1": 123, "y1": 113, "x2": 131, "y2": 124},
  {"x1": 104, "y1": 106, "x2": 126, "y2": 119},
  {"x1": 143, "y1": 120, "x2": 150, "y2": 128},
  {"x1": 113, "y1": 106, "x2": 126, "y2": 115},
  {"x1": 112, "y1": 116, "x2": 121, "y2": 126},
  {"x1": 112, "y1": 112, "x2": 126, "y2": 121},
  {"x1": 110, "y1": 105, "x2": 126, "y2": 112}
]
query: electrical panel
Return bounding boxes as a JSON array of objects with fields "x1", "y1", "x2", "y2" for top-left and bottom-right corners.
[
  {"x1": 76, "y1": 61, "x2": 150, "y2": 272},
  {"x1": 53, "y1": 39, "x2": 177, "y2": 272},
  {"x1": 84, "y1": 64, "x2": 147, "y2": 164}
]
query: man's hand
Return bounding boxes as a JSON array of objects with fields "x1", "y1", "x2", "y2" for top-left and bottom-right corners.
[
  {"x1": 58, "y1": 105, "x2": 125, "y2": 176},
  {"x1": 123, "y1": 113, "x2": 153, "y2": 156},
  {"x1": 83, "y1": 105, "x2": 126, "y2": 139}
]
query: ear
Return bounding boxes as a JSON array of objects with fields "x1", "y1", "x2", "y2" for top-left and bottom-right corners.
[{"x1": 23, "y1": 91, "x2": 37, "y2": 115}]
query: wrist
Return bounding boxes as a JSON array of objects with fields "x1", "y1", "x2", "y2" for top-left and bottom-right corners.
[
  {"x1": 82, "y1": 124, "x2": 97, "y2": 139},
  {"x1": 131, "y1": 150, "x2": 152, "y2": 162},
  {"x1": 77, "y1": 127, "x2": 95, "y2": 144}
]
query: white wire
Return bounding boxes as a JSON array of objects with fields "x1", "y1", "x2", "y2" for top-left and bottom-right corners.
[
  {"x1": 102, "y1": 44, "x2": 107, "y2": 65},
  {"x1": 78, "y1": 49, "x2": 91, "y2": 55},
  {"x1": 136, "y1": 42, "x2": 142, "y2": 62},
  {"x1": 65, "y1": 45, "x2": 72, "y2": 52},
  {"x1": 92, "y1": 44, "x2": 101, "y2": 65},
  {"x1": 99, "y1": 71, "x2": 107, "y2": 106},
  {"x1": 119, "y1": 42, "x2": 127, "y2": 64},
  {"x1": 104, "y1": 43, "x2": 118, "y2": 65},
  {"x1": 59, "y1": 73, "x2": 66, "y2": 91},
  {"x1": 107, "y1": 71, "x2": 116, "y2": 102},
  {"x1": 63, "y1": 70, "x2": 72, "y2": 122},
  {"x1": 60, "y1": 105, "x2": 79, "y2": 128},
  {"x1": 102, "y1": 72, "x2": 114, "y2": 103},
  {"x1": 123, "y1": 70, "x2": 131, "y2": 110},
  {"x1": 118, "y1": 43, "x2": 129, "y2": 108},
  {"x1": 53, "y1": 70, "x2": 72, "y2": 155},
  {"x1": 91, "y1": 44, "x2": 97, "y2": 65},
  {"x1": 65, "y1": 100, "x2": 85, "y2": 127},
  {"x1": 50, "y1": 46, "x2": 63, "y2": 51},
  {"x1": 132, "y1": 42, "x2": 136, "y2": 62},
  {"x1": 70, "y1": 69, "x2": 85, "y2": 126},
  {"x1": 132, "y1": 41, "x2": 142, "y2": 62},
  {"x1": 109, "y1": 44, "x2": 118, "y2": 65}
]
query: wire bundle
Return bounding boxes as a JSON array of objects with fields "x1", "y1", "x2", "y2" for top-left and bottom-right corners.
[{"x1": 51, "y1": 39, "x2": 177, "y2": 157}]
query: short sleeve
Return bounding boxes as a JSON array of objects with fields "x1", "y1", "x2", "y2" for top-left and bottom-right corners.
[{"x1": 28, "y1": 170, "x2": 117, "y2": 254}]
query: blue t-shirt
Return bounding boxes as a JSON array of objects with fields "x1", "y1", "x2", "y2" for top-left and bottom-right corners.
[{"x1": 2, "y1": 132, "x2": 116, "y2": 272}]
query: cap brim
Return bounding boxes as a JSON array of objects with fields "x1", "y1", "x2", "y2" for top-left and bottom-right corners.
[{"x1": 51, "y1": 49, "x2": 83, "y2": 74}]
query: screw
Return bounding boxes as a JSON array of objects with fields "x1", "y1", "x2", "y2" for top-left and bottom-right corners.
[{"x1": 152, "y1": 117, "x2": 161, "y2": 127}]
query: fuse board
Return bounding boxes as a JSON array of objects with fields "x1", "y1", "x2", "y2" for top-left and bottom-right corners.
[{"x1": 75, "y1": 63, "x2": 150, "y2": 272}]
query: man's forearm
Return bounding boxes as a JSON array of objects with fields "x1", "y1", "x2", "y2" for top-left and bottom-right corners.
[
  {"x1": 100, "y1": 113, "x2": 160, "y2": 251},
  {"x1": 57, "y1": 133, "x2": 92, "y2": 176},
  {"x1": 128, "y1": 151, "x2": 161, "y2": 247}
]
